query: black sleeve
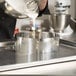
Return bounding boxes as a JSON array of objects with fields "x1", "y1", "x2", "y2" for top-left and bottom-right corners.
[
  {"x1": 39, "y1": 1, "x2": 50, "y2": 16},
  {"x1": 0, "y1": 7, "x2": 16, "y2": 40}
]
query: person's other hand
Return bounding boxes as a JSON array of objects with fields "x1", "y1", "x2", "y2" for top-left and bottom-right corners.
[{"x1": 38, "y1": 0, "x2": 48, "y2": 11}]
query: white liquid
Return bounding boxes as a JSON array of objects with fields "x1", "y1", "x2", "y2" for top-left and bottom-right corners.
[
  {"x1": 32, "y1": 18, "x2": 36, "y2": 38},
  {"x1": 29, "y1": 13, "x2": 38, "y2": 28},
  {"x1": 26, "y1": 12, "x2": 38, "y2": 38}
]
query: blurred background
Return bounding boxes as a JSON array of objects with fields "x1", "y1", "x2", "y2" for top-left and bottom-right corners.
[{"x1": 15, "y1": 0, "x2": 76, "y2": 32}]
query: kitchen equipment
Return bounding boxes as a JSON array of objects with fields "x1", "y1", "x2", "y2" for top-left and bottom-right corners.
[
  {"x1": 48, "y1": 0, "x2": 71, "y2": 32},
  {"x1": 15, "y1": 32, "x2": 37, "y2": 63},
  {"x1": 2, "y1": 0, "x2": 39, "y2": 18},
  {"x1": 51, "y1": 14, "x2": 71, "y2": 33},
  {"x1": 48, "y1": 0, "x2": 71, "y2": 45},
  {"x1": 38, "y1": 32, "x2": 58, "y2": 61}
]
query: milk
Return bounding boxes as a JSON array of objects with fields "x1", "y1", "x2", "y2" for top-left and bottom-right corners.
[
  {"x1": 27, "y1": 12, "x2": 38, "y2": 28},
  {"x1": 26, "y1": 12, "x2": 38, "y2": 38}
]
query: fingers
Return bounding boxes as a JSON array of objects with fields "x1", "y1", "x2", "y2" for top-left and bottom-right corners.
[{"x1": 39, "y1": 0, "x2": 48, "y2": 10}]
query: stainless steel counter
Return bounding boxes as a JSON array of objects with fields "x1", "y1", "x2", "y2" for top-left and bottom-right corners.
[
  {"x1": 0, "y1": 43, "x2": 76, "y2": 65},
  {"x1": 1, "y1": 57, "x2": 76, "y2": 75},
  {"x1": 61, "y1": 33, "x2": 76, "y2": 46},
  {"x1": 0, "y1": 43, "x2": 76, "y2": 71},
  {"x1": 0, "y1": 33, "x2": 76, "y2": 75}
]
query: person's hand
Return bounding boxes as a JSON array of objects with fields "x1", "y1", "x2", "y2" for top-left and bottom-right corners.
[{"x1": 38, "y1": 0, "x2": 48, "y2": 11}]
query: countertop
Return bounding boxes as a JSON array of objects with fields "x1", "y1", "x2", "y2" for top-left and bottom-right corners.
[
  {"x1": 0, "y1": 43, "x2": 76, "y2": 72},
  {"x1": 0, "y1": 33, "x2": 76, "y2": 75}
]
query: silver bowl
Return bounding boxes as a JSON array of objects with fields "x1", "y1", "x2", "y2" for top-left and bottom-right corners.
[{"x1": 51, "y1": 14, "x2": 71, "y2": 32}]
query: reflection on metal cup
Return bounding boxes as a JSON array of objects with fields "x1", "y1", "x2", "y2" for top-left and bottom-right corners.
[
  {"x1": 38, "y1": 38, "x2": 58, "y2": 61},
  {"x1": 37, "y1": 32, "x2": 59, "y2": 61},
  {"x1": 15, "y1": 32, "x2": 37, "y2": 63}
]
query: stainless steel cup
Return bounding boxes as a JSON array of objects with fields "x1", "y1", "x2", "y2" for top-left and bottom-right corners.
[
  {"x1": 15, "y1": 32, "x2": 37, "y2": 63},
  {"x1": 38, "y1": 32, "x2": 58, "y2": 61}
]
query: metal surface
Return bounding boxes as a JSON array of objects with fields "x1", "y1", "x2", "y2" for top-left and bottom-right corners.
[
  {"x1": 61, "y1": 33, "x2": 76, "y2": 43},
  {"x1": 15, "y1": 38, "x2": 37, "y2": 63},
  {"x1": 48, "y1": 0, "x2": 71, "y2": 35},
  {"x1": 0, "y1": 36, "x2": 76, "y2": 75},
  {"x1": 0, "y1": 37, "x2": 76, "y2": 74},
  {"x1": 0, "y1": 32, "x2": 76, "y2": 66},
  {"x1": 0, "y1": 40, "x2": 76, "y2": 66},
  {"x1": 15, "y1": 32, "x2": 37, "y2": 63},
  {"x1": 40, "y1": 32, "x2": 52, "y2": 39},
  {"x1": 70, "y1": 18, "x2": 76, "y2": 32},
  {"x1": 1, "y1": 60, "x2": 76, "y2": 75},
  {"x1": 51, "y1": 14, "x2": 71, "y2": 32},
  {"x1": 48, "y1": 0, "x2": 71, "y2": 14},
  {"x1": 0, "y1": 41, "x2": 15, "y2": 50},
  {"x1": 4, "y1": 2, "x2": 27, "y2": 18},
  {"x1": 38, "y1": 38, "x2": 57, "y2": 60},
  {"x1": 4, "y1": 0, "x2": 38, "y2": 18}
]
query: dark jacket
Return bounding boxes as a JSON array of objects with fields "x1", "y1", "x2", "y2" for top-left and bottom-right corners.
[
  {"x1": 0, "y1": 5, "x2": 16, "y2": 40},
  {"x1": 39, "y1": 1, "x2": 50, "y2": 16}
]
